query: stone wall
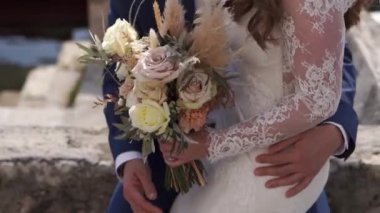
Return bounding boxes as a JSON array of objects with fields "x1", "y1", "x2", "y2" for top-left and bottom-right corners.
[
  {"x1": 0, "y1": 104, "x2": 114, "y2": 213},
  {"x1": 327, "y1": 125, "x2": 380, "y2": 213},
  {"x1": 349, "y1": 12, "x2": 380, "y2": 124},
  {"x1": 0, "y1": 125, "x2": 114, "y2": 213}
]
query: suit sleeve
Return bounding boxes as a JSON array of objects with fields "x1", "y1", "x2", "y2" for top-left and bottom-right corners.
[
  {"x1": 103, "y1": 0, "x2": 142, "y2": 161},
  {"x1": 326, "y1": 44, "x2": 358, "y2": 160}
]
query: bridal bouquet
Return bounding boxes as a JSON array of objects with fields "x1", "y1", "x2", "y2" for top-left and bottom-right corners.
[{"x1": 78, "y1": 0, "x2": 233, "y2": 193}]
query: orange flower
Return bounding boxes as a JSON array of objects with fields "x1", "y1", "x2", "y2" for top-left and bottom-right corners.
[{"x1": 179, "y1": 104, "x2": 210, "y2": 134}]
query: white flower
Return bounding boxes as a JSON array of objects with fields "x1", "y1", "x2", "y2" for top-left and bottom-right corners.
[
  {"x1": 122, "y1": 80, "x2": 168, "y2": 107},
  {"x1": 102, "y1": 19, "x2": 138, "y2": 57},
  {"x1": 178, "y1": 70, "x2": 217, "y2": 109},
  {"x1": 126, "y1": 92, "x2": 139, "y2": 108},
  {"x1": 132, "y1": 45, "x2": 182, "y2": 83},
  {"x1": 129, "y1": 100, "x2": 170, "y2": 135}
]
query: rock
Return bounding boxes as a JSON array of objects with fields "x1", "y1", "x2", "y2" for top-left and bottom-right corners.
[
  {"x1": 57, "y1": 41, "x2": 88, "y2": 72},
  {"x1": 0, "y1": 126, "x2": 110, "y2": 167},
  {"x1": 1, "y1": 95, "x2": 106, "y2": 128},
  {"x1": 0, "y1": 127, "x2": 114, "y2": 213},
  {"x1": 372, "y1": 11, "x2": 380, "y2": 24},
  {"x1": 18, "y1": 65, "x2": 56, "y2": 107},
  {"x1": 0, "y1": 103, "x2": 114, "y2": 213},
  {"x1": 0, "y1": 90, "x2": 20, "y2": 107},
  {"x1": 79, "y1": 63, "x2": 104, "y2": 95},
  {"x1": 327, "y1": 125, "x2": 380, "y2": 213},
  {"x1": 46, "y1": 69, "x2": 82, "y2": 107},
  {"x1": 348, "y1": 12, "x2": 380, "y2": 124},
  {"x1": 18, "y1": 65, "x2": 81, "y2": 108}
]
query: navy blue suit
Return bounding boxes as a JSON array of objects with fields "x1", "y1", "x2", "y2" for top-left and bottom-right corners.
[{"x1": 104, "y1": 1, "x2": 358, "y2": 212}]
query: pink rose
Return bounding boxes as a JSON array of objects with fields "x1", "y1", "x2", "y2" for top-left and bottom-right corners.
[{"x1": 132, "y1": 45, "x2": 182, "y2": 83}]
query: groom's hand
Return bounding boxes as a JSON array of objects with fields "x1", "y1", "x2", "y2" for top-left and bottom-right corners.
[
  {"x1": 122, "y1": 159, "x2": 162, "y2": 213},
  {"x1": 254, "y1": 124, "x2": 344, "y2": 197}
]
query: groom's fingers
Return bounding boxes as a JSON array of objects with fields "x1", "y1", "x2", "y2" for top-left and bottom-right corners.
[
  {"x1": 286, "y1": 176, "x2": 313, "y2": 198},
  {"x1": 127, "y1": 185, "x2": 161, "y2": 213},
  {"x1": 254, "y1": 164, "x2": 296, "y2": 177},
  {"x1": 267, "y1": 136, "x2": 300, "y2": 154},
  {"x1": 130, "y1": 204, "x2": 145, "y2": 213},
  {"x1": 265, "y1": 173, "x2": 305, "y2": 188},
  {"x1": 165, "y1": 159, "x2": 184, "y2": 168},
  {"x1": 256, "y1": 152, "x2": 294, "y2": 165},
  {"x1": 136, "y1": 172, "x2": 157, "y2": 201}
]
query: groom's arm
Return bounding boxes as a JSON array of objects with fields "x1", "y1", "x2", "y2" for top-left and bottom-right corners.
[
  {"x1": 104, "y1": 1, "x2": 161, "y2": 212},
  {"x1": 325, "y1": 44, "x2": 358, "y2": 159},
  {"x1": 104, "y1": 0, "x2": 143, "y2": 177},
  {"x1": 106, "y1": 0, "x2": 166, "y2": 178},
  {"x1": 254, "y1": 44, "x2": 359, "y2": 197}
]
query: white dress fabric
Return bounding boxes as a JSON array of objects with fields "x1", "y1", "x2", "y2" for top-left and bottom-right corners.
[{"x1": 171, "y1": 0, "x2": 356, "y2": 212}]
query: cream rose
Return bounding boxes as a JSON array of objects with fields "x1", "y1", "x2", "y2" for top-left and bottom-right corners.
[
  {"x1": 102, "y1": 18, "x2": 138, "y2": 57},
  {"x1": 129, "y1": 100, "x2": 170, "y2": 135},
  {"x1": 178, "y1": 71, "x2": 217, "y2": 109},
  {"x1": 134, "y1": 81, "x2": 168, "y2": 104},
  {"x1": 132, "y1": 45, "x2": 182, "y2": 83},
  {"x1": 123, "y1": 80, "x2": 167, "y2": 108}
]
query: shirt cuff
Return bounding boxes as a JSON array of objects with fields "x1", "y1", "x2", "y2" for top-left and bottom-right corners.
[
  {"x1": 115, "y1": 151, "x2": 143, "y2": 181},
  {"x1": 324, "y1": 121, "x2": 349, "y2": 156}
]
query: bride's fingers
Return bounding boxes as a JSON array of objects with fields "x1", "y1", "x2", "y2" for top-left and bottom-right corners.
[
  {"x1": 286, "y1": 176, "x2": 313, "y2": 198},
  {"x1": 254, "y1": 164, "x2": 297, "y2": 177},
  {"x1": 165, "y1": 159, "x2": 185, "y2": 168},
  {"x1": 265, "y1": 173, "x2": 305, "y2": 188},
  {"x1": 159, "y1": 142, "x2": 172, "y2": 153}
]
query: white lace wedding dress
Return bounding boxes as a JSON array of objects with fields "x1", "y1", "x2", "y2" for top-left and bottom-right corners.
[{"x1": 171, "y1": 0, "x2": 356, "y2": 212}]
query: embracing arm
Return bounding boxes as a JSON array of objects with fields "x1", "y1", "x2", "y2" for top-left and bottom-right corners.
[
  {"x1": 208, "y1": 0, "x2": 355, "y2": 162},
  {"x1": 326, "y1": 44, "x2": 358, "y2": 159}
]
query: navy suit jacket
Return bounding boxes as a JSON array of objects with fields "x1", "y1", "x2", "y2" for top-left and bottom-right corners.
[{"x1": 104, "y1": 1, "x2": 358, "y2": 212}]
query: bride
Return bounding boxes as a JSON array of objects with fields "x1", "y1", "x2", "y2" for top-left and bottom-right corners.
[{"x1": 162, "y1": 0, "x2": 358, "y2": 212}]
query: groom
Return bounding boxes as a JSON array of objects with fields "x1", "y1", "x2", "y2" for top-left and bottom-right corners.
[{"x1": 103, "y1": 0, "x2": 358, "y2": 213}]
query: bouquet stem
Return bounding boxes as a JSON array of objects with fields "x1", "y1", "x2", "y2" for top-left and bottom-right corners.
[{"x1": 165, "y1": 160, "x2": 206, "y2": 194}]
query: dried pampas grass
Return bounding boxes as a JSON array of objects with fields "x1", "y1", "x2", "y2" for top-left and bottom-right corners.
[
  {"x1": 160, "y1": 0, "x2": 186, "y2": 38},
  {"x1": 189, "y1": 3, "x2": 231, "y2": 69},
  {"x1": 153, "y1": 0, "x2": 164, "y2": 34}
]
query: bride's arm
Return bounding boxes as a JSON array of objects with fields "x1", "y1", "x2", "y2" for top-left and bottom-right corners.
[{"x1": 208, "y1": 0, "x2": 354, "y2": 162}]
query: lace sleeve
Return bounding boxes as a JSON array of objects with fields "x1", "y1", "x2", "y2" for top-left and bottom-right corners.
[{"x1": 208, "y1": 0, "x2": 356, "y2": 162}]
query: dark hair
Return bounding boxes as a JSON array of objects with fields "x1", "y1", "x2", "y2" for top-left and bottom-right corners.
[
  {"x1": 345, "y1": 0, "x2": 373, "y2": 29},
  {"x1": 228, "y1": 0, "x2": 373, "y2": 49}
]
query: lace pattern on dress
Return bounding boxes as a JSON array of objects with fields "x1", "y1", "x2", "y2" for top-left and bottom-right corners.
[{"x1": 208, "y1": 0, "x2": 357, "y2": 162}]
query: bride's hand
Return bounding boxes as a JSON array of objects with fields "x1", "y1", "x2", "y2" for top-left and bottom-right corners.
[{"x1": 159, "y1": 129, "x2": 210, "y2": 167}]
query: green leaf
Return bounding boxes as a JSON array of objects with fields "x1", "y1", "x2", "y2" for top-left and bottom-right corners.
[
  {"x1": 113, "y1": 123, "x2": 126, "y2": 131},
  {"x1": 114, "y1": 133, "x2": 128, "y2": 140},
  {"x1": 120, "y1": 116, "x2": 131, "y2": 125},
  {"x1": 142, "y1": 136, "x2": 154, "y2": 157},
  {"x1": 76, "y1": 42, "x2": 93, "y2": 53}
]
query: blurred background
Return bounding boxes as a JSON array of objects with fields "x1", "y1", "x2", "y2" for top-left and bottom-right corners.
[{"x1": 0, "y1": 1, "x2": 379, "y2": 213}]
